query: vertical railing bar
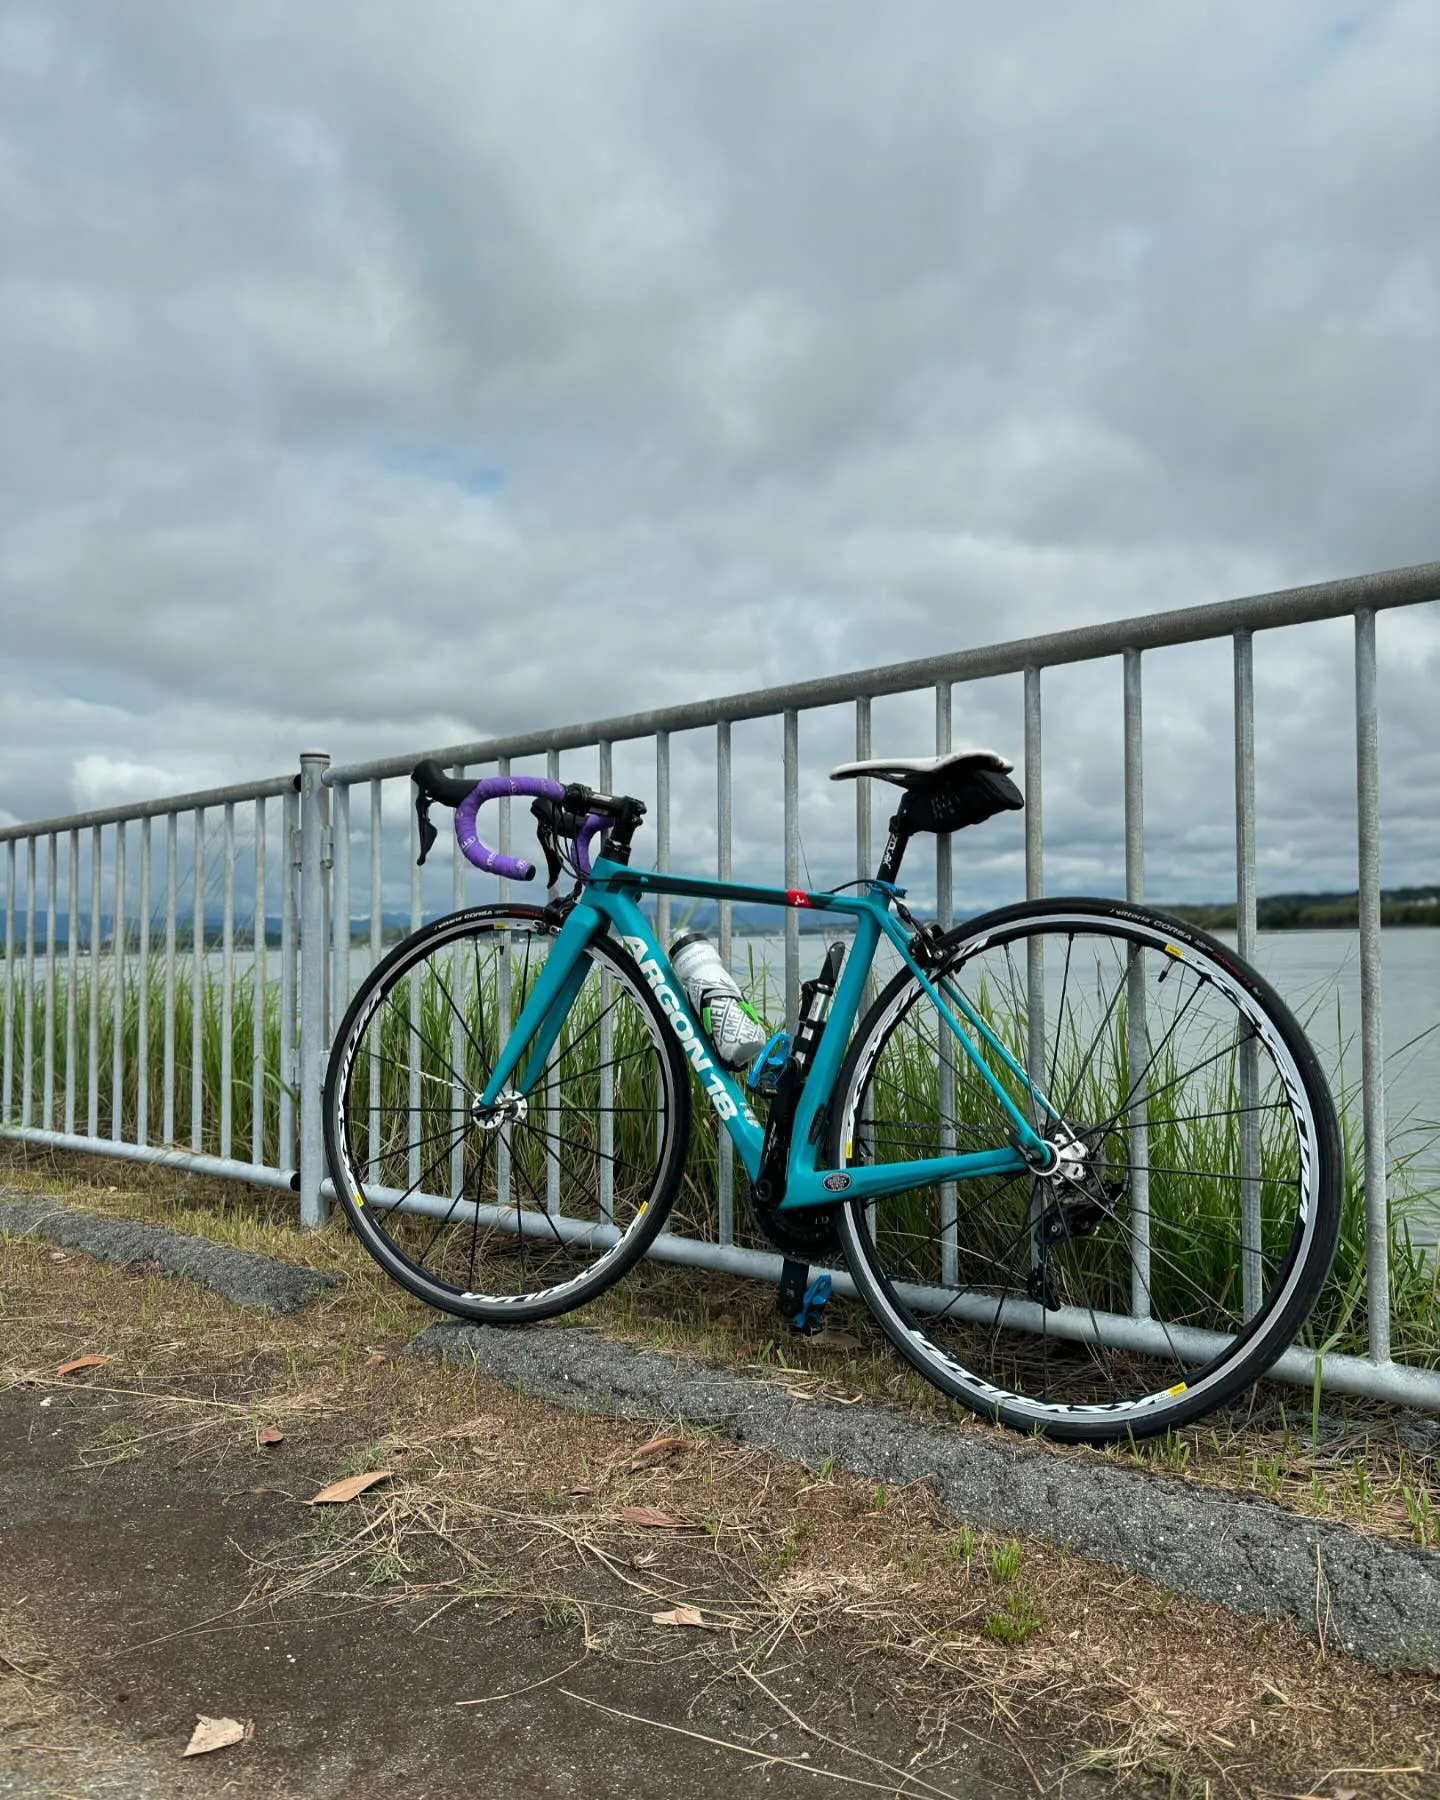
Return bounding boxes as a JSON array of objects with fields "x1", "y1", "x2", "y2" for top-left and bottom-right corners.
[
  {"x1": 1123, "y1": 649, "x2": 1151, "y2": 1319},
  {"x1": 450, "y1": 764, "x2": 467, "y2": 1205},
  {"x1": 496, "y1": 756, "x2": 512, "y2": 1209},
  {"x1": 368, "y1": 780, "x2": 382, "y2": 1185},
  {"x1": 164, "y1": 814, "x2": 177, "y2": 1146},
  {"x1": 191, "y1": 808, "x2": 205, "y2": 1152},
  {"x1": 333, "y1": 783, "x2": 351, "y2": 1033},
  {"x1": 935, "y1": 684, "x2": 957, "y2": 1287},
  {"x1": 854, "y1": 697, "x2": 874, "y2": 1171},
  {"x1": 1233, "y1": 631, "x2": 1262, "y2": 1321},
  {"x1": 1023, "y1": 669, "x2": 1045, "y2": 1264},
  {"x1": 598, "y1": 740, "x2": 614, "y2": 1226},
  {"x1": 408, "y1": 772, "x2": 423, "y2": 1194},
  {"x1": 298, "y1": 752, "x2": 330, "y2": 1225},
  {"x1": 854, "y1": 697, "x2": 872, "y2": 887},
  {"x1": 220, "y1": 802, "x2": 235, "y2": 1159},
  {"x1": 64, "y1": 831, "x2": 79, "y2": 1135},
  {"x1": 43, "y1": 833, "x2": 56, "y2": 1130},
  {"x1": 783, "y1": 709, "x2": 800, "y2": 1035},
  {"x1": 1354, "y1": 608, "x2": 1390, "y2": 1366},
  {"x1": 716, "y1": 720, "x2": 734, "y2": 1246},
  {"x1": 279, "y1": 786, "x2": 298, "y2": 1172},
  {"x1": 654, "y1": 732, "x2": 672, "y2": 1163},
  {"x1": 320, "y1": 777, "x2": 332, "y2": 1046},
  {"x1": 111, "y1": 821, "x2": 125, "y2": 1141},
  {"x1": 137, "y1": 817, "x2": 151, "y2": 1148},
  {"x1": 21, "y1": 836, "x2": 35, "y2": 1129},
  {"x1": 545, "y1": 748, "x2": 561, "y2": 1217},
  {"x1": 88, "y1": 824, "x2": 101, "y2": 1139},
  {"x1": 2, "y1": 840, "x2": 14, "y2": 1126},
  {"x1": 655, "y1": 732, "x2": 672, "y2": 952},
  {"x1": 252, "y1": 799, "x2": 266, "y2": 1166}
]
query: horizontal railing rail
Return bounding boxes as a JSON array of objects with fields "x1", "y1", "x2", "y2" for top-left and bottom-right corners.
[
  {"x1": 3, "y1": 560, "x2": 1438, "y2": 1413},
  {"x1": 322, "y1": 562, "x2": 1440, "y2": 782}
]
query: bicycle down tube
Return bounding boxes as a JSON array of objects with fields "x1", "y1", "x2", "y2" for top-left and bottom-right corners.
[{"x1": 476, "y1": 859, "x2": 1046, "y2": 1209}]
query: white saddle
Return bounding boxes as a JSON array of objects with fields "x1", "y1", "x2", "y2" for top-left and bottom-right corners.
[{"x1": 828, "y1": 749, "x2": 1014, "y2": 788}]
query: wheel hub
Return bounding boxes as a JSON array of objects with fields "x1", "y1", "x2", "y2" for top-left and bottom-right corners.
[{"x1": 471, "y1": 1090, "x2": 528, "y2": 1132}]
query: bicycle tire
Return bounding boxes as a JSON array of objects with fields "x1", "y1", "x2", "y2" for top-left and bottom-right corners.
[
  {"x1": 828, "y1": 897, "x2": 1342, "y2": 1443},
  {"x1": 324, "y1": 904, "x2": 691, "y2": 1322}
]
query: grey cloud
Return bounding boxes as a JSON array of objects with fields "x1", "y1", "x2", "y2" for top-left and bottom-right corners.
[{"x1": 0, "y1": 0, "x2": 1435, "y2": 909}]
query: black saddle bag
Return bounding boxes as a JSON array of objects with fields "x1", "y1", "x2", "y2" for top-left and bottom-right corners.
[{"x1": 896, "y1": 768, "x2": 1024, "y2": 836}]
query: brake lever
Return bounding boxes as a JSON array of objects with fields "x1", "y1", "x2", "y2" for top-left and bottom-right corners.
[
  {"x1": 536, "y1": 822, "x2": 566, "y2": 890},
  {"x1": 415, "y1": 794, "x2": 438, "y2": 867}
]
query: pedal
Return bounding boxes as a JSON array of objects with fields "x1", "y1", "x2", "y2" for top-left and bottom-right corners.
[
  {"x1": 747, "y1": 1030, "x2": 791, "y2": 1096},
  {"x1": 777, "y1": 1257, "x2": 832, "y2": 1335}
]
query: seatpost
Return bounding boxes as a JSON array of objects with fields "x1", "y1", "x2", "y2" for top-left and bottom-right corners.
[{"x1": 876, "y1": 814, "x2": 911, "y2": 886}]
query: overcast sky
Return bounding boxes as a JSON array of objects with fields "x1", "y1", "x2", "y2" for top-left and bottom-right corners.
[{"x1": 0, "y1": 0, "x2": 1436, "y2": 912}]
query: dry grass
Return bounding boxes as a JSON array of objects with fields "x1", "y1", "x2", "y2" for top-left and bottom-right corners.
[{"x1": 1, "y1": 1162, "x2": 1438, "y2": 1796}]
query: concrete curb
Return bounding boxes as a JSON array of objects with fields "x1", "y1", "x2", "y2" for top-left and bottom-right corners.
[
  {"x1": 409, "y1": 1319, "x2": 1440, "y2": 1670},
  {"x1": 0, "y1": 1191, "x2": 339, "y2": 1315}
]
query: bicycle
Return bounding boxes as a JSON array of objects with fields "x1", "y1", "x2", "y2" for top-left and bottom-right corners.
[{"x1": 323, "y1": 748, "x2": 1341, "y2": 1444}]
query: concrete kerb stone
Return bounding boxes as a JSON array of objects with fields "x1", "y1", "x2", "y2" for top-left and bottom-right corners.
[
  {"x1": 0, "y1": 1191, "x2": 339, "y2": 1316},
  {"x1": 408, "y1": 1319, "x2": 1440, "y2": 1671}
]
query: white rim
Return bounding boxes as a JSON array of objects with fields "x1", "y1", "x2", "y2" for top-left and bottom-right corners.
[
  {"x1": 839, "y1": 909, "x2": 1324, "y2": 1426},
  {"x1": 332, "y1": 917, "x2": 676, "y2": 1311}
]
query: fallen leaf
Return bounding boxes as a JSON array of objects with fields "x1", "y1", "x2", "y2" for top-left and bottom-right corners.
[
  {"x1": 364, "y1": 1352, "x2": 387, "y2": 1369},
  {"x1": 306, "y1": 1469, "x2": 394, "y2": 1506},
  {"x1": 628, "y1": 1435, "x2": 689, "y2": 1470},
  {"x1": 651, "y1": 1606, "x2": 706, "y2": 1628},
  {"x1": 568, "y1": 1482, "x2": 599, "y2": 1496},
  {"x1": 620, "y1": 1506, "x2": 686, "y2": 1530},
  {"x1": 55, "y1": 1356, "x2": 107, "y2": 1378},
  {"x1": 48, "y1": 1250, "x2": 70, "y2": 1262},
  {"x1": 182, "y1": 1715, "x2": 250, "y2": 1757},
  {"x1": 812, "y1": 1329, "x2": 863, "y2": 1351},
  {"x1": 256, "y1": 1426, "x2": 284, "y2": 1448}
]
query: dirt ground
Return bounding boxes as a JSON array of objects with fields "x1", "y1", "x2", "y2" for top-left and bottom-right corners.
[{"x1": 0, "y1": 1207, "x2": 1437, "y2": 1797}]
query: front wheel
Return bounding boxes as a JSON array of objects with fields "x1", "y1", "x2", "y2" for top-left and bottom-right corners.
[
  {"x1": 829, "y1": 898, "x2": 1341, "y2": 1443},
  {"x1": 324, "y1": 904, "x2": 691, "y2": 1322}
]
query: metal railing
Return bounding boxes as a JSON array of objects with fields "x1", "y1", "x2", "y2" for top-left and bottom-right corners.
[{"x1": 3, "y1": 561, "x2": 1438, "y2": 1408}]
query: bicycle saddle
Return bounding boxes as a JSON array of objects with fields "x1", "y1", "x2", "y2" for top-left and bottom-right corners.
[{"x1": 828, "y1": 749, "x2": 1013, "y2": 788}]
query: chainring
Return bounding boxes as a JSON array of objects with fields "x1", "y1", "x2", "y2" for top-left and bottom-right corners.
[{"x1": 750, "y1": 1200, "x2": 842, "y2": 1258}]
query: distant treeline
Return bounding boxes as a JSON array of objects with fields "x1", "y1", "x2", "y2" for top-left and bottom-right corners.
[{"x1": 1161, "y1": 885, "x2": 1440, "y2": 931}]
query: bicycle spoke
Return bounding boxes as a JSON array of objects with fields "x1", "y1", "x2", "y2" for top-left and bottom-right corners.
[
  {"x1": 330, "y1": 914, "x2": 685, "y2": 1317},
  {"x1": 838, "y1": 907, "x2": 1335, "y2": 1441}
]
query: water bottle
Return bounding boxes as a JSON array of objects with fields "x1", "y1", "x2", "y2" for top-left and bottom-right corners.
[{"x1": 669, "y1": 932, "x2": 769, "y2": 1068}]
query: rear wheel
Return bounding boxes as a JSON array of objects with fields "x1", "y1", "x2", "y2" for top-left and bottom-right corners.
[
  {"x1": 829, "y1": 898, "x2": 1341, "y2": 1442},
  {"x1": 324, "y1": 905, "x2": 690, "y2": 1321}
]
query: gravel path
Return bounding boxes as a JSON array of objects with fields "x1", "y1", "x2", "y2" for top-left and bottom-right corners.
[{"x1": 0, "y1": 1190, "x2": 338, "y2": 1314}]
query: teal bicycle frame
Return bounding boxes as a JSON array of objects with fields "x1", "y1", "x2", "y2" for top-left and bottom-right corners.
[{"x1": 476, "y1": 857, "x2": 1059, "y2": 1210}]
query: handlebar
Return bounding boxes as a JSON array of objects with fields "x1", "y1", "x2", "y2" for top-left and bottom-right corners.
[
  {"x1": 456, "y1": 775, "x2": 565, "y2": 882},
  {"x1": 412, "y1": 760, "x2": 635, "y2": 883}
]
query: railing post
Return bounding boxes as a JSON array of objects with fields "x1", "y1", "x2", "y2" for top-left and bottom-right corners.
[
  {"x1": 1354, "y1": 611, "x2": 1390, "y2": 1365},
  {"x1": 1234, "y1": 631, "x2": 1263, "y2": 1320},
  {"x1": 298, "y1": 749, "x2": 332, "y2": 1228},
  {"x1": 1123, "y1": 649, "x2": 1151, "y2": 1318}
]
